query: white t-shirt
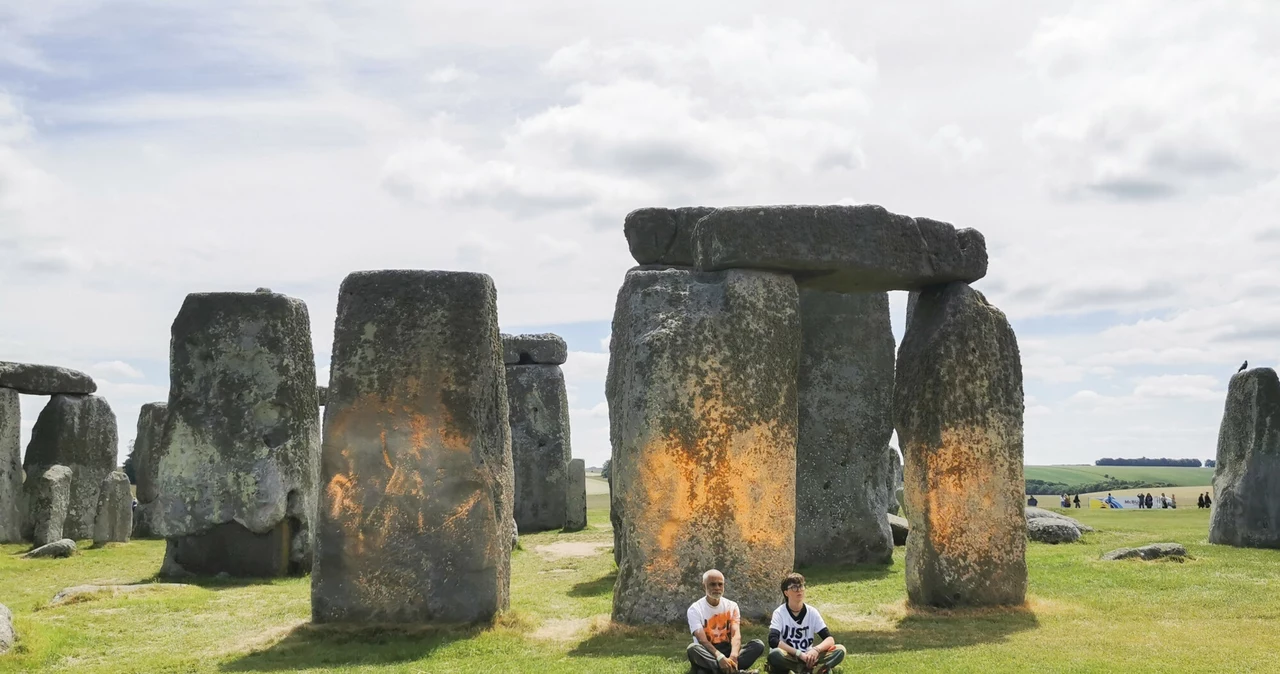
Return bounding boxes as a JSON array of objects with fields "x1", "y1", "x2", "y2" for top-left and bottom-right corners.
[
  {"x1": 770, "y1": 603, "x2": 828, "y2": 651},
  {"x1": 687, "y1": 596, "x2": 741, "y2": 645}
]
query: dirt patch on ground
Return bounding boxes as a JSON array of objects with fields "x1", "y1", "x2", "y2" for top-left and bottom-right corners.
[
  {"x1": 531, "y1": 615, "x2": 609, "y2": 642},
  {"x1": 533, "y1": 542, "x2": 611, "y2": 560}
]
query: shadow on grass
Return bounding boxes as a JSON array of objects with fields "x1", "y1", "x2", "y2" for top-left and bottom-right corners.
[
  {"x1": 798, "y1": 563, "x2": 896, "y2": 584},
  {"x1": 220, "y1": 622, "x2": 482, "y2": 671},
  {"x1": 569, "y1": 604, "x2": 1038, "y2": 660},
  {"x1": 569, "y1": 570, "x2": 616, "y2": 597},
  {"x1": 138, "y1": 571, "x2": 291, "y2": 590}
]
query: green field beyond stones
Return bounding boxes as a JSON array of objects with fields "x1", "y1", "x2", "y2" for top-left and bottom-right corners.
[
  {"x1": 3, "y1": 487, "x2": 1280, "y2": 673},
  {"x1": 1023, "y1": 465, "x2": 1215, "y2": 486}
]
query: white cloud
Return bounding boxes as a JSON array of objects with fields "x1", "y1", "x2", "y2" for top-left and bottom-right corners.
[{"x1": 90, "y1": 360, "x2": 144, "y2": 380}]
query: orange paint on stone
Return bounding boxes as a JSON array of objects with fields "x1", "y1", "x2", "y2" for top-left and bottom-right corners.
[{"x1": 922, "y1": 426, "x2": 1018, "y2": 568}]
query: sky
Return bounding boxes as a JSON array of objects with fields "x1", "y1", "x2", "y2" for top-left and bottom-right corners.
[{"x1": 0, "y1": 1, "x2": 1277, "y2": 470}]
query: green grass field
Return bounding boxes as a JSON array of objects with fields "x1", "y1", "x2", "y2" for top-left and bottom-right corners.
[
  {"x1": 4, "y1": 491, "x2": 1279, "y2": 672},
  {"x1": 1024, "y1": 465, "x2": 1214, "y2": 486}
]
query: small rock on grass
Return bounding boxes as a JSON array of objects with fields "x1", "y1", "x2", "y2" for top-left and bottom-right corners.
[
  {"x1": 1027, "y1": 518, "x2": 1081, "y2": 544},
  {"x1": 22, "y1": 539, "x2": 76, "y2": 559},
  {"x1": 49, "y1": 583, "x2": 194, "y2": 607},
  {"x1": 1100, "y1": 543, "x2": 1188, "y2": 561}
]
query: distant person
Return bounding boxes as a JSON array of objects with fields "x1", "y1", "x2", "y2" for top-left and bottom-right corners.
[
  {"x1": 1145, "y1": 493, "x2": 1154, "y2": 509},
  {"x1": 1198, "y1": 493, "x2": 1205, "y2": 509},
  {"x1": 1061, "y1": 494, "x2": 1070, "y2": 508},
  {"x1": 1073, "y1": 494, "x2": 1081, "y2": 509},
  {"x1": 1205, "y1": 492, "x2": 1212, "y2": 508},
  {"x1": 1137, "y1": 492, "x2": 1145, "y2": 509},
  {"x1": 1161, "y1": 493, "x2": 1169, "y2": 509},
  {"x1": 1027, "y1": 495, "x2": 1038, "y2": 507},
  {"x1": 1171, "y1": 494, "x2": 1177, "y2": 509},
  {"x1": 685, "y1": 569, "x2": 765, "y2": 673}
]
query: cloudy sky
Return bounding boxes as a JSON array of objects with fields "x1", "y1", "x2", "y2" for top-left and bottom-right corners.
[{"x1": 1, "y1": 1, "x2": 1276, "y2": 469}]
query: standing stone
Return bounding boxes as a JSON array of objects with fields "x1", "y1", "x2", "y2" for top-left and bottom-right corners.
[
  {"x1": 131, "y1": 402, "x2": 167, "y2": 538},
  {"x1": 23, "y1": 394, "x2": 118, "y2": 540},
  {"x1": 505, "y1": 337, "x2": 571, "y2": 532},
  {"x1": 154, "y1": 291, "x2": 320, "y2": 576},
  {"x1": 22, "y1": 465, "x2": 72, "y2": 547},
  {"x1": 0, "y1": 602, "x2": 13, "y2": 655},
  {"x1": 795, "y1": 289, "x2": 895, "y2": 567},
  {"x1": 93, "y1": 471, "x2": 132, "y2": 545},
  {"x1": 316, "y1": 385, "x2": 328, "y2": 406},
  {"x1": 886, "y1": 445, "x2": 903, "y2": 516},
  {"x1": 608, "y1": 267, "x2": 800, "y2": 624},
  {"x1": 0, "y1": 388, "x2": 20, "y2": 543},
  {"x1": 565, "y1": 458, "x2": 587, "y2": 532},
  {"x1": 894, "y1": 282, "x2": 1026, "y2": 608},
  {"x1": 1209, "y1": 367, "x2": 1280, "y2": 549},
  {"x1": 312, "y1": 270, "x2": 513, "y2": 625}
]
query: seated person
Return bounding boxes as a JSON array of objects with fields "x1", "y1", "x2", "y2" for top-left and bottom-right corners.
[
  {"x1": 686, "y1": 569, "x2": 766, "y2": 673},
  {"x1": 767, "y1": 573, "x2": 846, "y2": 673}
]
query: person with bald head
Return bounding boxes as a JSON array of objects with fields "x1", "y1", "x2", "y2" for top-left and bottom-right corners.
[{"x1": 686, "y1": 569, "x2": 766, "y2": 673}]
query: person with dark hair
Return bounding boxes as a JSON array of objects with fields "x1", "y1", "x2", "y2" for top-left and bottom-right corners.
[
  {"x1": 1145, "y1": 493, "x2": 1154, "y2": 509},
  {"x1": 1205, "y1": 492, "x2": 1212, "y2": 508},
  {"x1": 1073, "y1": 494, "x2": 1081, "y2": 509},
  {"x1": 1198, "y1": 493, "x2": 1205, "y2": 509},
  {"x1": 766, "y1": 573, "x2": 845, "y2": 673}
]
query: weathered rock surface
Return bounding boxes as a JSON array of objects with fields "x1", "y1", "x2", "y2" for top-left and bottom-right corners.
[
  {"x1": 1100, "y1": 543, "x2": 1187, "y2": 561},
  {"x1": 1027, "y1": 518, "x2": 1080, "y2": 544},
  {"x1": 886, "y1": 444, "x2": 903, "y2": 516},
  {"x1": 895, "y1": 282, "x2": 1026, "y2": 608},
  {"x1": 316, "y1": 385, "x2": 328, "y2": 406},
  {"x1": 130, "y1": 402, "x2": 167, "y2": 538},
  {"x1": 692, "y1": 205, "x2": 988, "y2": 293},
  {"x1": 895, "y1": 486, "x2": 906, "y2": 518},
  {"x1": 93, "y1": 471, "x2": 132, "y2": 545},
  {"x1": 23, "y1": 394, "x2": 118, "y2": 539},
  {"x1": 507, "y1": 364, "x2": 571, "y2": 532},
  {"x1": 1025, "y1": 507, "x2": 1093, "y2": 533},
  {"x1": 0, "y1": 388, "x2": 20, "y2": 543},
  {"x1": 0, "y1": 603, "x2": 12, "y2": 654},
  {"x1": 23, "y1": 538, "x2": 76, "y2": 558},
  {"x1": 49, "y1": 583, "x2": 193, "y2": 607},
  {"x1": 887, "y1": 513, "x2": 910, "y2": 546},
  {"x1": 608, "y1": 267, "x2": 800, "y2": 624},
  {"x1": 565, "y1": 458, "x2": 587, "y2": 532},
  {"x1": 795, "y1": 289, "x2": 895, "y2": 567},
  {"x1": 0, "y1": 361, "x2": 96, "y2": 395},
  {"x1": 502, "y1": 333, "x2": 568, "y2": 365},
  {"x1": 22, "y1": 465, "x2": 71, "y2": 546},
  {"x1": 623, "y1": 206, "x2": 716, "y2": 266},
  {"x1": 1210, "y1": 367, "x2": 1280, "y2": 549},
  {"x1": 154, "y1": 290, "x2": 320, "y2": 575},
  {"x1": 312, "y1": 270, "x2": 513, "y2": 625}
]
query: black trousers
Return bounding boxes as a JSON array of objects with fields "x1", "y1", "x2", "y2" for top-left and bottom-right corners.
[{"x1": 687, "y1": 639, "x2": 765, "y2": 672}]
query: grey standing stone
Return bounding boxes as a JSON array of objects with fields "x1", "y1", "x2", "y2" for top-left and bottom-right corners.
[
  {"x1": 894, "y1": 282, "x2": 1027, "y2": 608},
  {"x1": 887, "y1": 513, "x2": 910, "y2": 546},
  {"x1": 312, "y1": 270, "x2": 513, "y2": 625},
  {"x1": 886, "y1": 445, "x2": 903, "y2": 516},
  {"x1": 795, "y1": 289, "x2": 895, "y2": 567},
  {"x1": 502, "y1": 333, "x2": 568, "y2": 365},
  {"x1": 22, "y1": 465, "x2": 71, "y2": 546},
  {"x1": 92, "y1": 470, "x2": 132, "y2": 545},
  {"x1": 507, "y1": 362, "x2": 571, "y2": 532},
  {"x1": 153, "y1": 290, "x2": 320, "y2": 576},
  {"x1": 623, "y1": 206, "x2": 716, "y2": 266},
  {"x1": 565, "y1": 458, "x2": 587, "y2": 532},
  {"x1": 23, "y1": 394, "x2": 117, "y2": 539},
  {"x1": 692, "y1": 205, "x2": 988, "y2": 293},
  {"x1": 131, "y1": 402, "x2": 167, "y2": 539},
  {"x1": 0, "y1": 602, "x2": 13, "y2": 655},
  {"x1": 1210, "y1": 367, "x2": 1280, "y2": 548},
  {"x1": 0, "y1": 388, "x2": 20, "y2": 543},
  {"x1": 316, "y1": 385, "x2": 328, "y2": 406},
  {"x1": 0, "y1": 361, "x2": 96, "y2": 395},
  {"x1": 608, "y1": 267, "x2": 800, "y2": 624}
]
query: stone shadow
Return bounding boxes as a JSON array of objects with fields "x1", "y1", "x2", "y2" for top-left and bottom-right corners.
[
  {"x1": 220, "y1": 622, "x2": 482, "y2": 671},
  {"x1": 568, "y1": 570, "x2": 616, "y2": 597}
]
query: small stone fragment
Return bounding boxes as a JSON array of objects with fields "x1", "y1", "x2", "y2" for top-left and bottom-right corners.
[
  {"x1": 1025, "y1": 507, "x2": 1093, "y2": 533},
  {"x1": 1100, "y1": 543, "x2": 1187, "y2": 561},
  {"x1": 22, "y1": 465, "x2": 72, "y2": 546},
  {"x1": 887, "y1": 513, "x2": 910, "y2": 546},
  {"x1": 623, "y1": 206, "x2": 716, "y2": 266},
  {"x1": 693, "y1": 204, "x2": 988, "y2": 293},
  {"x1": 23, "y1": 394, "x2": 118, "y2": 539},
  {"x1": 1027, "y1": 518, "x2": 1080, "y2": 544},
  {"x1": 502, "y1": 333, "x2": 568, "y2": 365},
  {"x1": 0, "y1": 388, "x2": 20, "y2": 543},
  {"x1": 23, "y1": 538, "x2": 76, "y2": 558},
  {"x1": 565, "y1": 458, "x2": 587, "y2": 532},
  {"x1": 1210, "y1": 367, "x2": 1280, "y2": 549},
  {"x1": 92, "y1": 471, "x2": 132, "y2": 545},
  {"x1": 0, "y1": 361, "x2": 97, "y2": 395}
]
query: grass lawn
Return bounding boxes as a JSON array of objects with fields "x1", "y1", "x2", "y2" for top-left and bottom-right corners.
[
  {"x1": 4, "y1": 495, "x2": 1279, "y2": 672},
  {"x1": 1024, "y1": 465, "x2": 1214, "y2": 486}
]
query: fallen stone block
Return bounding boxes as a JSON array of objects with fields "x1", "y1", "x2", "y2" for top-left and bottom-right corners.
[
  {"x1": 0, "y1": 361, "x2": 96, "y2": 395},
  {"x1": 23, "y1": 538, "x2": 76, "y2": 559},
  {"x1": 49, "y1": 583, "x2": 194, "y2": 607},
  {"x1": 1025, "y1": 507, "x2": 1093, "y2": 533},
  {"x1": 1101, "y1": 543, "x2": 1187, "y2": 561},
  {"x1": 1027, "y1": 518, "x2": 1080, "y2": 544}
]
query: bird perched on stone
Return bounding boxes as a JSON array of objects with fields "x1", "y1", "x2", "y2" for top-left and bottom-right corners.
[{"x1": 1238, "y1": 360, "x2": 1248, "y2": 372}]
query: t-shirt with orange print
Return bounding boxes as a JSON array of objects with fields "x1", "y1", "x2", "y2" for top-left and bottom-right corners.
[{"x1": 687, "y1": 596, "x2": 741, "y2": 646}]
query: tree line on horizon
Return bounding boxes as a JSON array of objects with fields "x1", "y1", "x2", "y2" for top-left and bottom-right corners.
[{"x1": 1094, "y1": 457, "x2": 1211, "y2": 468}]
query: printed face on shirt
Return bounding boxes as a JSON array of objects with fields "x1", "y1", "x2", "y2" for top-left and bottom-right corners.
[{"x1": 704, "y1": 609, "x2": 735, "y2": 644}]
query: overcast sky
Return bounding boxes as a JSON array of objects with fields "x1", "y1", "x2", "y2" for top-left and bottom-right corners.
[{"x1": 1, "y1": 1, "x2": 1277, "y2": 469}]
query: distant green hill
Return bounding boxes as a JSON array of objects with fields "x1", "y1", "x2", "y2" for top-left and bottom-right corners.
[{"x1": 1025, "y1": 465, "x2": 1214, "y2": 486}]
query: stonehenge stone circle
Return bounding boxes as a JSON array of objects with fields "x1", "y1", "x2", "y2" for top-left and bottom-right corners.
[
  {"x1": 565, "y1": 458, "x2": 587, "y2": 532},
  {"x1": 23, "y1": 465, "x2": 72, "y2": 547},
  {"x1": 312, "y1": 270, "x2": 513, "y2": 625},
  {"x1": 692, "y1": 205, "x2": 987, "y2": 293},
  {"x1": 154, "y1": 290, "x2": 320, "y2": 576},
  {"x1": 1210, "y1": 367, "x2": 1280, "y2": 549},
  {"x1": 502, "y1": 332, "x2": 568, "y2": 365},
  {"x1": 131, "y1": 402, "x2": 167, "y2": 538},
  {"x1": 608, "y1": 266, "x2": 800, "y2": 623},
  {"x1": 795, "y1": 288, "x2": 895, "y2": 567},
  {"x1": 23, "y1": 394, "x2": 118, "y2": 539},
  {"x1": 623, "y1": 206, "x2": 716, "y2": 266},
  {"x1": 894, "y1": 282, "x2": 1027, "y2": 608},
  {"x1": 504, "y1": 333, "x2": 571, "y2": 533},
  {"x1": 93, "y1": 470, "x2": 133, "y2": 545},
  {"x1": 0, "y1": 388, "x2": 19, "y2": 543},
  {"x1": 0, "y1": 361, "x2": 97, "y2": 395}
]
